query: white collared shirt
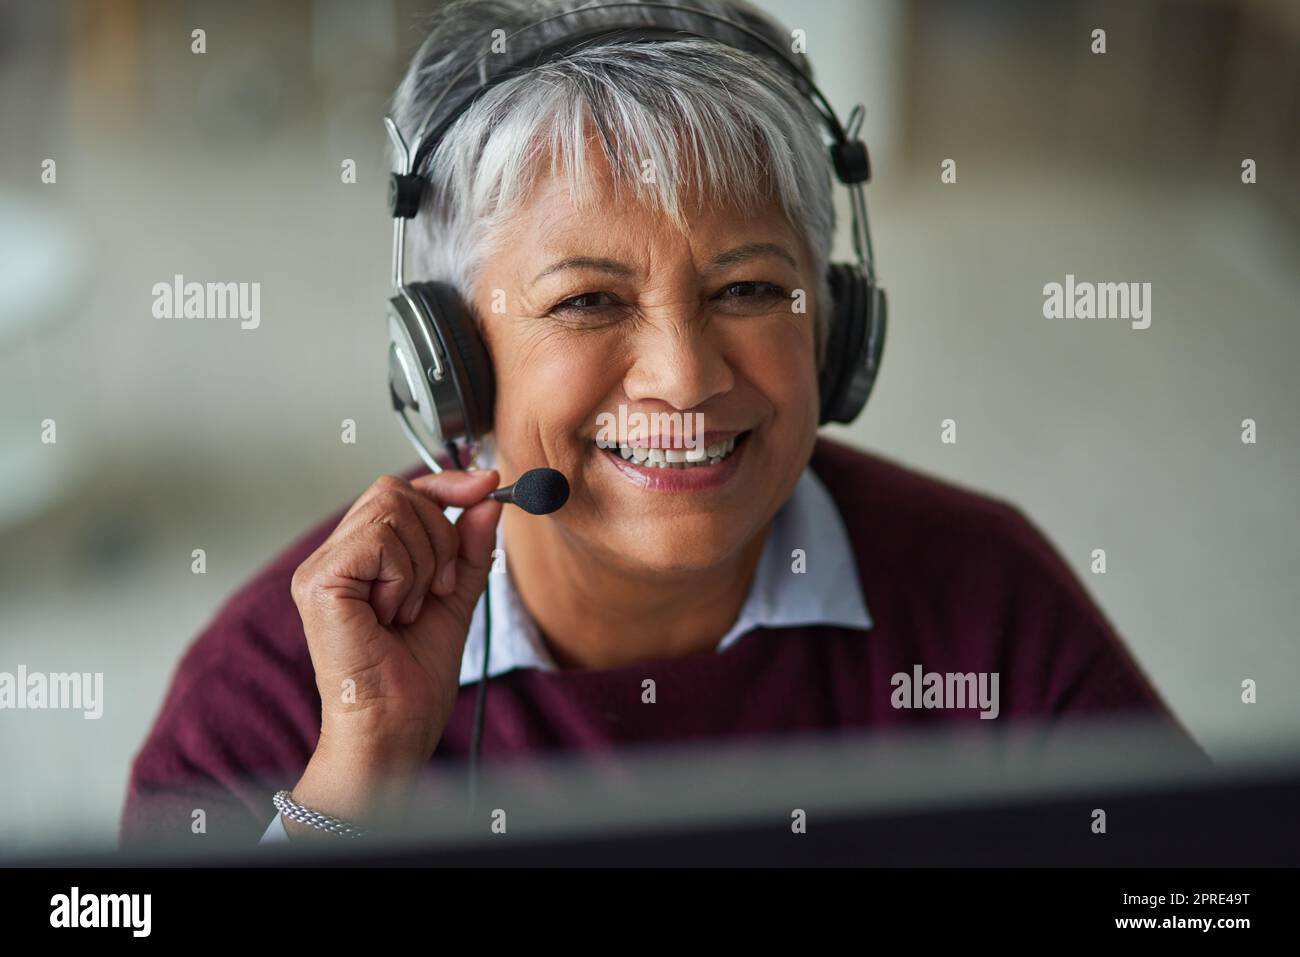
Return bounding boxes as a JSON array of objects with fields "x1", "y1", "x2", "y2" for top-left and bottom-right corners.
[{"x1": 262, "y1": 461, "x2": 872, "y2": 843}]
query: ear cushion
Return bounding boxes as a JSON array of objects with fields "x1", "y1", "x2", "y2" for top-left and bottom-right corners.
[
  {"x1": 405, "y1": 281, "x2": 496, "y2": 442},
  {"x1": 819, "y1": 264, "x2": 866, "y2": 425}
]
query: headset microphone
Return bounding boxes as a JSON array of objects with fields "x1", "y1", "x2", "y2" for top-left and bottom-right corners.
[{"x1": 488, "y1": 468, "x2": 570, "y2": 515}]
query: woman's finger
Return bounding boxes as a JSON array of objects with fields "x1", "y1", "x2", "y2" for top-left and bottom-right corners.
[
  {"x1": 441, "y1": 496, "x2": 504, "y2": 628},
  {"x1": 366, "y1": 492, "x2": 439, "y2": 624},
  {"x1": 407, "y1": 468, "x2": 499, "y2": 509},
  {"x1": 312, "y1": 520, "x2": 415, "y2": 628},
  {"x1": 337, "y1": 482, "x2": 468, "y2": 607},
  {"x1": 397, "y1": 488, "x2": 461, "y2": 606}
]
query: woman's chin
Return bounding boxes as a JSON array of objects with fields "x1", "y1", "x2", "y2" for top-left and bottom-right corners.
[{"x1": 586, "y1": 524, "x2": 755, "y2": 577}]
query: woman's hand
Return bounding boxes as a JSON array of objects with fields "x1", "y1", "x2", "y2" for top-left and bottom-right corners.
[{"x1": 284, "y1": 469, "x2": 502, "y2": 837}]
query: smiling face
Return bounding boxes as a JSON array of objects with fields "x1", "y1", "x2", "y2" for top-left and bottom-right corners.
[{"x1": 469, "y1": 145, "x2": 821, "y2": 576}]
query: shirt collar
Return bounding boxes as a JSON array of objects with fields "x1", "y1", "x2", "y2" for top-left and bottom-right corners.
[{"x1": 458, "y1": 449, "x2": 873, "y2": 685}]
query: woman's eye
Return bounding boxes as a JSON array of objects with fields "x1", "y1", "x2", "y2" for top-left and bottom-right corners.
[
  {"x1": 549, "y1": 283, "x2": 789, "y2": 320},
  {"x1": 715, "y1": 281, "x2": 789, "y2": 314},
  {"x1": 552, "y1": 292, "x2": 620, "y2": 314},
  {"x1": 720, "y1": 281, "x2": 786, "y2": 299}
]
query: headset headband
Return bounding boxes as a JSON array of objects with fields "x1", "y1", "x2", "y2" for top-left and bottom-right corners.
[{"x1": 387, "y1": 0, "x2": 878, "y2": 280}]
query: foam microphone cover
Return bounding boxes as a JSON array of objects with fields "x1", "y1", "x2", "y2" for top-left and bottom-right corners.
[{"x1": 491, "y1": 468, "x2": 570, "y2": 515}]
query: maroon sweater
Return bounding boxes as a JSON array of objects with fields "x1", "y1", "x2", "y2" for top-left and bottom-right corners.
[{"x1": 120, "y1": 438, "x2": 1189, "y2": 846}]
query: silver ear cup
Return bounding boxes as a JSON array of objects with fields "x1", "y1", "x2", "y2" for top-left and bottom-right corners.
[
  {"x1": 387, "y1": 340, "x2": 419, "y2": 415},
  {"x1": 386, "y1": 291, "x2": 468, "y2": 449},
  {"x1": 387, "y1": 298, "x2": 440, "y2": 442}
]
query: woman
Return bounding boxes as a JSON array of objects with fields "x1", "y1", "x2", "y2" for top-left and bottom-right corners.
[{"x1": 121, "y1": 0, "x2": 1191, "y2": 846}]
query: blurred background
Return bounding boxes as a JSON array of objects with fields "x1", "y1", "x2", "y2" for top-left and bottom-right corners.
[{"x1": 0, "y1": 0, "x2": 1296, "y2": 854}]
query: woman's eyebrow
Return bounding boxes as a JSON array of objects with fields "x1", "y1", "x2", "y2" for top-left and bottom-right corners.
[
  {"x1": 704, "y1": 242, "x2": 797, "y2": 272},
  {"x1": 529, "y1": 242, "x2": 797, "y2": 288},
  {"x1": 530, "y1": 257, "x2": 636, "y2": 287}
]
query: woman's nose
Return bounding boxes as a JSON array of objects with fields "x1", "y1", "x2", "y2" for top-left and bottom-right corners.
[{"x1": 621, "y1": 314, "x2": 735, "y2": 412}]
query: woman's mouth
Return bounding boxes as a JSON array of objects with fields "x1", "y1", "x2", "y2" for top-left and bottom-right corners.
[
  {"x1": 594, "y1": 430, "x2": 752, "y2": 491},
  {"x1": 599, "y1": 430, "x2": 749, "y2": 467}
]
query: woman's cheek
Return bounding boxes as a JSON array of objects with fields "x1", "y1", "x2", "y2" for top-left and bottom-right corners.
[
  {"x1": 493, "y1": 330, "x2": 611, "y2": 457},
  {"x1": 740, "y1": 320, "x2": 818, "y2": 421}
]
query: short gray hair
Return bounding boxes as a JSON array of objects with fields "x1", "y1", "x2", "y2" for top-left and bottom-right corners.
[{"x1": 390, "y1": 0, "x2": 836, "y2": 365}]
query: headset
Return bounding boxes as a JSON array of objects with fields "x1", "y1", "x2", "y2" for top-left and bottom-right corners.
[
  {"x1": 384, "y1": 0, "x2": 887, "y2": 476},
  {"x1": 380, "y1": 1, "x2": 887, "y2": 807}
]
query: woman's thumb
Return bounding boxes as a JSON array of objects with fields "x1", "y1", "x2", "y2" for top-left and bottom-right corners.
[{"x1": 450, "y1": 496, "x2": 504, "y2": 610}]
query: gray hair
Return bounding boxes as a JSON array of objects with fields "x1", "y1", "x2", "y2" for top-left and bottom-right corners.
[{"x1": 390, "y1": 0, "x2": 836, "y2": 365}]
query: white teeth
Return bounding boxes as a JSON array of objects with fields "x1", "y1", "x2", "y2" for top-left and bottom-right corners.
[{"x1": 599, "y1": 434, "x2": 746, "y2": 468}]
